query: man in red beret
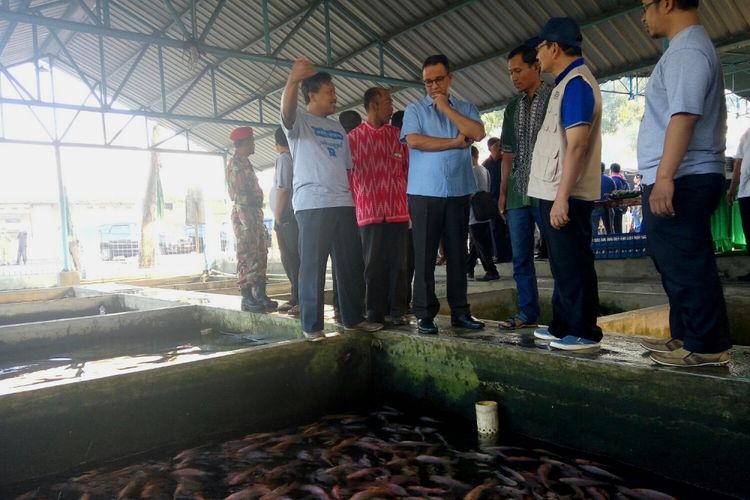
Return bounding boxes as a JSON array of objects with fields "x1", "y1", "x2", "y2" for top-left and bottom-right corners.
[{"x1": 226, "y1": 126, "x2": 277, "y2": 312}]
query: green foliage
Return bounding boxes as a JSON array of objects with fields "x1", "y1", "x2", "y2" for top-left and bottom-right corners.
[
  {"x1": 481, "y1": 109, "x2": 503, "y2": 136},
  {"x1": 600, "y1": 78, "x2": 647, "y2": 151}
]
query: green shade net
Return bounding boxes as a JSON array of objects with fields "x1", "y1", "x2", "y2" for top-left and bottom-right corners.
[
  {"x1": 712, "y1": 181, "x2": 747, "y2": 252},
  {"x1": 731, "y1": 199, "x2": 746, "y2": 248}
]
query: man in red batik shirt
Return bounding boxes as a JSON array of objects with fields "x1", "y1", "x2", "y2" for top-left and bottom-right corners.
[{"x1": 348, "y1": 88, "x2": 410, "y2": 325}]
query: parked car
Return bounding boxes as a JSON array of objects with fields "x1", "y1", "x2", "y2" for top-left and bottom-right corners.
[
  {"x1": 159, "y1": 229, "x2": 195, "y2": 255},
  {"x1": 98, "y1": 223, "x2": 139, "y2": 260}
]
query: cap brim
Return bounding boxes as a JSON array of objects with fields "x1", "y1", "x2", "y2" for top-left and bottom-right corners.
[{"x1": 526, "y1": 37, "x2": 543, "y2": 48}]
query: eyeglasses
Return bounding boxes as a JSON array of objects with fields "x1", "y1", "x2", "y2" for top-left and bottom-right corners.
[
  {"x1": 423, "y1": 75, "x2": 448, "y2": 87},
  {"x1": 536, "y1": 41, "x2": 552, "y2": 52},
  {"x1": 641, "y1": 0, "x2": 659, "y2": 14}
]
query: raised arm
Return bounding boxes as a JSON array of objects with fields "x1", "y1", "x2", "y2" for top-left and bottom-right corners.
[
  {"x1": 281, "y1": 57, "x2": 316, "y2": 129},
  {"x1": 405, "y1": 133, "x2": 468, "y2": 152},
  {"x1": 431, "y1": 94, "x2": 486, "y2": 141}
]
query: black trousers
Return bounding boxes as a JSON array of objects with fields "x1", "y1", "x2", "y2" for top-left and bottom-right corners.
[
  {"x1": 274, "y1": 218, "x2": 300, "y2": 305},
  {"x1": 739, "y1": 196, "x2": 750, "y2": 246},
  {"x1": 467, "y1": 222, "x2": 497, "y2": 274},
  {"x1": 490, "y1": 213, "x2": 512, "y2": 261},
  {"x1": 409, "y1": 194, "x2": 471, "y2": 319},
  {"x1": 296, "y1": 207, "x2": 365, "y2": 333},
  {"x1": 612, "y1": 208, "x2": 624, "y2": 233},
  {"x1": 539, "y1": 198, "x2": 602, "y2": 342},
  {"x1": 643, "y1": 174, "x2": 731, "y2": 353},
  {"x1": 406, "y1": 228, "x2": 414, "y2": 307},
  {"x1": 360, "y1": 221, "x2": 409, "y2": 321}
]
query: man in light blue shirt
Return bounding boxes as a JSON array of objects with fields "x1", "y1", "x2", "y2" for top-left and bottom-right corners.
[
  {"x1": 400, "y1": 54, "x2": 486, "y2": 334},
  {"x1": 638, "y1": 0, "x2": 731, "y2": 367}
]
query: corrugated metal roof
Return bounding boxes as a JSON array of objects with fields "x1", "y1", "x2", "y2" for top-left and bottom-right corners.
[{"x1": 1, "y1": 0, "x2": 750, "y2": 169}]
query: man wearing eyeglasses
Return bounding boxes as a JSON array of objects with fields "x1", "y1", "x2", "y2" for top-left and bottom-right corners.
[
  {"x1": 637, "y1": 0, "x2": 731, "y2": 367},
  {"x1": 400, "y1": 54, "x2": 486, "y2": 335},
  {"x1": 526, "y1": 17, "x2": 603, "y2": 351}
]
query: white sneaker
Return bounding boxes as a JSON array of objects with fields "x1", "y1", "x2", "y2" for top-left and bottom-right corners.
[
  {"x1": 549, "y1": 335, "x2": 601, "y2": 351},
  {"x1": 533, "y1": 327, "x2": 557, "y2": 341},
  {"x1": 303, "y1": 331, "x2": 325, "y2": 342}
]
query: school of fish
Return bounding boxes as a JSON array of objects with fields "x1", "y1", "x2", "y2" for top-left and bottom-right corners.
[{"x1": 13, "y1": 406, "x2": 681, "y2": 500}]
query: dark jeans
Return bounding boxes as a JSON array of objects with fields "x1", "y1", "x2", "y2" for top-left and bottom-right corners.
[
  {"x1": 296, "y1": 207, "x2": 365, "y2": 333},
  {"x1": 739, "y1": 196, "x2": 750, "y2": 246},
  {"x1": 506, "y1": 206, "x2": 543, "y2": 323},
  {"x1": 409, "y1": 194, "x2": 471, "y2": 320},
  {"x1": 539, "y1": 198, "x2": 602, "y2": 342},
  {"x1": 360, "y1": 221, "x2": 409, "y2": 322},
  {"x1": 643, "y1": 174, "x2": 731, "y2": 353},
  {"x1": 467, "y1": 222, "x2": 497, "y2": 275},
  {"x1": 591, "y1": 207, "x2": 612, "y2": 234},
  {"x1": 274, "y1": 217, "x2": 300, "y2": 305}
]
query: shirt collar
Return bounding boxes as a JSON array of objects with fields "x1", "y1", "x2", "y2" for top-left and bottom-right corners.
[
  {"x1": 521, "y1": 81, "x2": 549, "y2": 103},
  {"x1": 555, "y1": 58, "x2": 585, "y2": 85}
]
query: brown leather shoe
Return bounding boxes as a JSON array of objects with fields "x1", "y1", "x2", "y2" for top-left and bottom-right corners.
[{"x1": 650, "y1": 348, "x2": 730, "y2": 367}]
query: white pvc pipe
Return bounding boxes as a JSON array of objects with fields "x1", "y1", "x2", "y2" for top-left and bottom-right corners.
[{"x1": 475, "y1": 400, "x2": 499, "y2": 446}]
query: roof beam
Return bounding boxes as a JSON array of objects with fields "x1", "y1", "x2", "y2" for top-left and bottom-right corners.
[
  {"x1": 161, "y1": 0, "x2": 191, "y2": 40},
  {"x1": 74, "y1": 0, "x2": 100, "y2": 26},
  {"x1": 476, "y1": 29, "x2": 750, "y2": 113},
  {"x1": 0, "y1": 94, "x2": 277, "y2": 128},
  {"x1": 454, "y1": 3, "x2": 642, "y2": 76},
  {"x1": 0, "y1": 8, "x2": 421, "y2": 88},
  {"x1": 328, "y1": 0, "x2": 419, "y2": 77},
  {"x1": 197, "y1": 0, "x2": 227, "y2": 44},
  {"x1": 0, "y1": 0, "x2": 30, "y2": 56},
  {"x1": 271, "y1": 0, "x2": 321, "y2": 57}
]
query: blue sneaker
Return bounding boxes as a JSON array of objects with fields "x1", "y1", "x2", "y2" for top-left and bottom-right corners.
[
  {"x1": 533, "y1": 327, "x2": 557, "y2": 341},
  {"x1": 550, "y1": 335, "x2": 601, "y2": 351}
]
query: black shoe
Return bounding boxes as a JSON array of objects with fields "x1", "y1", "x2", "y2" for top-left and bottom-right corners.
[
  {"x1": 451, "y1": 314, "x2": 484, "y2": 329},
  {"x1": 252, "y1": 282, "x2": 278, "y2": 311},
  {"x1": 476, "y1": 272, "x2": 499, "y2": 282},
  {"x1": 417, "y1": 318, "x2": 438, "y2": 334},
  {"x1": 389, "y1": 315, "x2": 408, "y2": 326},
  {"x1": 738, "y1": 272, "x2": 750, "y2": 282},
  {"x1": 240, "y1": 288, "x2": 265, "y2": 312}
]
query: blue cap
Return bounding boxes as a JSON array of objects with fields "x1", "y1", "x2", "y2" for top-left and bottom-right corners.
[{"x1": 533, "y1": 17, "x2": 583, "y2": 48}]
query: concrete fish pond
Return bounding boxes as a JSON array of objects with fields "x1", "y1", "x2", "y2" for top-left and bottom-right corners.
[
  {"x1": 8, "y1": 407, "x2": 724, "y2": 499},
  {"x1": 0, "y1": 287, "x2": 748, "y2": 497}
]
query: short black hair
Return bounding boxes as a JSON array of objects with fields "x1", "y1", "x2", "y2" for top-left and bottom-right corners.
[
  {"x1": 391, "y1": 110, "x2": 404, "y2": 129},
  {"x1": 557, "y1": 41, "x2": 582, "y2": 57},
  {"x1": 508, "y1": 44, "x2": 538, "y2": 66},
  {"x1": 301, "y1": 72, "x2": 332, "y2": 104},
  {"x1": 610, "y1": 163, "x2": 621, "y2": 174},
  {"x1": 274, "y1": 126, "x2": 288, "y2": 148},
  {"x1": 363, "y1": 87, "x2": 383, "y2": 111},
  {"x1": 670, "y1": 0, "x2": 699, "y2": 9},
  {"x1": 487, "y1": 137, "x2": 500, "y2": 149},
  {"x1": 422, "y1": 54, "x2": 450, "y2": 72},
  {"x1": 471, "y1": 145, "x2": 479, "y2": 158},
  {"x1": 339, "y1": 110, "x2": 362, "y2": 133}
]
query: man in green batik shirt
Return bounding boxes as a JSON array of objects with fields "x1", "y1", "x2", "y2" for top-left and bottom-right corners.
[{"x1": 497, "y1": 40, "x2": 553, "y2": 331}]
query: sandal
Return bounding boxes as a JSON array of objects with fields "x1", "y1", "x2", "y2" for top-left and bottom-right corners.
[{"x1": 498, "y1": 315, "x2": 538, "y2": 331}]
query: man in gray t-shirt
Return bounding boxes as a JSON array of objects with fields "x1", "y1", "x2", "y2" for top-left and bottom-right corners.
[
  {"x1": 272, "y1": 127, "x2": 299, "y2": 315},
  {"x1": 638, "y1": 0, "x2": 731, "y2": 367},
  {"x1": 280, "y1": 57, "x2": 383, "y2": 339}
]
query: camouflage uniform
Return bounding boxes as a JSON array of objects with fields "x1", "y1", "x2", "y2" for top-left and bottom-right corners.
[{"x1": 226, "y1": 155, "x2": 268, "y2": 288}]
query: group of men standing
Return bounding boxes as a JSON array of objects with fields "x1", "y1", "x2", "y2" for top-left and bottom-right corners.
[{"x1": 225, "y1": 0, "x2": 731, "y2": 367}]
